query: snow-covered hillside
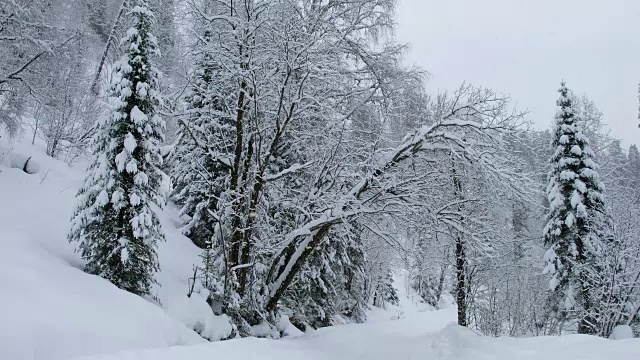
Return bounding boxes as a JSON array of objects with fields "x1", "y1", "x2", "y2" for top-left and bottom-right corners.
[
  {"x1": 0, "y1": 140, "x2": 222, "y2": 360},
  {"x1": 2, "y1": 140, "x2": 639, "y2": 360}
]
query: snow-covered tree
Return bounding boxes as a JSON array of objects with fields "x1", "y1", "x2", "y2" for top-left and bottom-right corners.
[
  {"x1": 283, "y1": 226, "x2": 368, "y2": 329},
  {"x1": 628, "y1": 144, "x2": 640, "y2": 200},
  {"x1": 170, "y1": 24, "x2": 230, "y2": 250},
  {"x1": 69, "y1": 1, "x2": 166, "y2": 296},
  {"x1": 172, "y1": 0, "x2": 409, "y2": 331},
  {"x1": 543, "y1": 82, "x2": 609, "y2": 334},
  {"x1": 163, "y1": 0, "x2": 530, "y2": 336},
  {"x1": 372, "y1": 269, "x2": 399, "y2": 309},
  {"x1": 0, "y1": 0, "x2": 73, "y2": 137},
  {"x1": 592, "y1": 138, "x2": 640, "y2": 336},
  {"x1": 32, "y1": 36, "x2": 97, "y2": 162}
]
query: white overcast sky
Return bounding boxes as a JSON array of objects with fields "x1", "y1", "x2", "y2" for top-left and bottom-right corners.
[{"x1": 395, "y1": 0, "x2": 640, "y2": 147}]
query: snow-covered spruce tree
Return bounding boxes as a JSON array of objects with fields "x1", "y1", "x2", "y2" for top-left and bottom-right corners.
[
  {"x1": 168, "y1": 15, "x2": 238, "y2": 316},
  {"x1": 543, "y1": 82, "x2": 608, "y2": 334},
  {"x1": 374, "y1": 269, "x2": 399, "y2": 308},
  {"x1": 69, "y1": 1, "x2": 166, "y2": 296},
  {"x1": 170, "y1": 26, "x2": 230, "y2": 250},
  {"x1": 1, "y1": 0, "x2": 74, "y2": 138},
  {"x1": 283, "y1": 227, "x2": 367, "y2": 329}
]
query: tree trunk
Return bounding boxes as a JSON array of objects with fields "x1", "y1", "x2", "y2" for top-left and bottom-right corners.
[
  {"x1": 435, "y1": 262, "x2": 446, "y2": 308},
  {"x1": 228, "y1": 79, "x2": 248, "y2": 271},
  {"x1": 452, "y1": 168, "x2": 467, "y2": 327},
  {"x1": 455, "y1": 234, "x2": 467, "y2": 327}
]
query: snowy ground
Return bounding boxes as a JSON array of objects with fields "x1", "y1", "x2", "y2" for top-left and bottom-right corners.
[
  {"x1": 74, "y1": 305, "x2": 640, "y2": 360},
  {"x1": 1, "y1": 138, "x2": 639, "y2": 360}
]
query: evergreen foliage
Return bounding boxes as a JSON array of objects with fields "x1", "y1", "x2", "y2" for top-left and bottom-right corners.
[
  {"x1": 380, "y1": 270, "x2": 400, "y2": 306},
  {"x1": 170, "y1": 26, "x2": 230, "y2": 250},
  {"x1": 543, "y1": 82, "x2": 608, "y2": 334},
  {"x1": 69, "y1": 0, "x2": 166, "y2": 296}
]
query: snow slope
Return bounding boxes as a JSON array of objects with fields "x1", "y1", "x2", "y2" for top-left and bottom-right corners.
[{"x1": 0, "y1": 140, "x2": 215, "y2": 360}]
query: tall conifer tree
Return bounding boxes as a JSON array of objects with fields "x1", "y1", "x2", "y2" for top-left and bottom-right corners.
[
  {"x1": 543, "y1": 82, "x2": 607, "y2": 334},
  {"x1": 69, "y1": 0, "x2": 166, "y2": 296}
]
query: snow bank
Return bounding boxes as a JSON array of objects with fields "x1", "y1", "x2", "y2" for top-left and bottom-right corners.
[
  {"x1": 153, "y1": 204, "x2": 234, "y2": 342},
  {"x1": 0, "y1": 140, "x2": 219, "y2": 360},
  {"x1": 0, "y1": 229, "x2": 203, "y2": 360},
  {"x1": 71, "y1": 309, "x2": 640, "y2": 360}
]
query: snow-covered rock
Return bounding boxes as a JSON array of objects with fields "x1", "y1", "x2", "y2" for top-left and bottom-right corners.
[
  {"x1": 0, "y1": 146, "x2": 40, "y2": 174},
  {"x1": 609, "y1": 325, "x2": 635, "y2": 340},
  {"x1": 163, "y1": 293, "x2": 233, "y2": 341}
]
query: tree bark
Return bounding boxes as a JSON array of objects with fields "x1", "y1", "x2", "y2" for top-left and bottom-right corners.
[
  {"x1": 455, "y1": 234, "x2": 467, "y2": 327},
  {"x1": 452, "y1": 168, "x2": 467, "y2": 327}
]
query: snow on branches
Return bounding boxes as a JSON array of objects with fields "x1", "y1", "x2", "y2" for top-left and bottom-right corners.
[
  {"x1": 543, "y1": 82, "x2": 609, "y2": 334},
  {"x1": 69, "y1": 0, "x2": 166, "y2": 296}
]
